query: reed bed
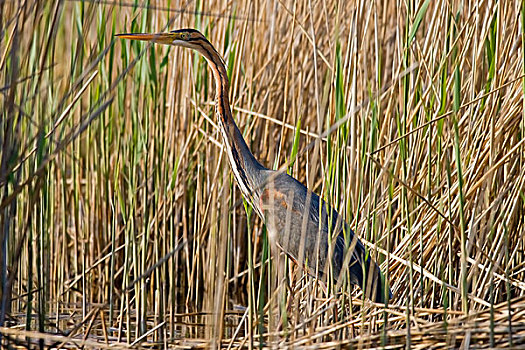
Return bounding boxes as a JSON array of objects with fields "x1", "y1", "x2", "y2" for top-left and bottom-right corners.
[{"x1": 0, "y1": 0, "x2": 524, "y2": 348}]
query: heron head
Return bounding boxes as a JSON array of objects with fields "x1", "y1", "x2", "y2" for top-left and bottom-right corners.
[{"x1": 116, "y1": 28, "x2": 209, "y2": 50}]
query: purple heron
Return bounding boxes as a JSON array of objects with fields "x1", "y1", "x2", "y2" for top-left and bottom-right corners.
[{"x1": 117, "y1": 28, "x2": 391, "y2": 303}]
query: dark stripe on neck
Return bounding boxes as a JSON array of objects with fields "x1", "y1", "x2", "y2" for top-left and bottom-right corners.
[
  {"x1": 197, "y1": 40, "x2": 262, "y2": 204},
  {"x1": 229, "y1": 142, "x2": 251, "y2": 194}
]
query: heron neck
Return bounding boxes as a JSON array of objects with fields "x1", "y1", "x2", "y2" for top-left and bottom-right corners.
[{"x1": 202, "y1": 53, "x2": 267, "y2": 205}]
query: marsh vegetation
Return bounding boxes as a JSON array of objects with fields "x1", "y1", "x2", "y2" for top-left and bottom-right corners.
[{"x1": 0, "y1": 0, "x2": 524, "y2": 348}]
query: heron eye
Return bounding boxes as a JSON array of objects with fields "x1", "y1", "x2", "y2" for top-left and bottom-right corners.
[{"x1": 181, "y1": 33, "x2": 188, "y2": 40}]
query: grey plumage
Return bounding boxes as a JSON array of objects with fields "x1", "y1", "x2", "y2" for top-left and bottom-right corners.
[{"x1": 258, "y1": 170, "x2": 391, "y2": 303}]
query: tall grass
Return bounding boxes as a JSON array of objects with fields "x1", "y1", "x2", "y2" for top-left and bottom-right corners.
[{"x1": 1, "y1": 0, "x2": 524, "y2": 348}]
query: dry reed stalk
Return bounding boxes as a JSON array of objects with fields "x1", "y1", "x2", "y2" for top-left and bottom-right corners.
[{"x1": 0, "y1": 0, "x2": 523, "y2": 348}]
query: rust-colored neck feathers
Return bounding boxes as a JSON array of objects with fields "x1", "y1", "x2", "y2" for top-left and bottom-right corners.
[{"x1": 196, "y1": 40, "x2": 266, "y2": 212}]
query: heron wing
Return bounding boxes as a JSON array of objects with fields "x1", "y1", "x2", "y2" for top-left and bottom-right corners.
[{"x1": 259, "y1": 171, "x2": 391, "y2": 302}]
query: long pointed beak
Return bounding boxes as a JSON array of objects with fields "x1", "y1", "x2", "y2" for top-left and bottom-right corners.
[{"x1": 115, "y1": 32, "x2": 174, "y2": 45}]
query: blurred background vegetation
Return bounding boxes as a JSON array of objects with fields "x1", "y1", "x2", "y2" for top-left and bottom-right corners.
[{"x1": 0, "y1": 0, "x2": 524, "y2": 347}]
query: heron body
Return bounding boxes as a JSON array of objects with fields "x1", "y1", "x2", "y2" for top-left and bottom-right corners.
[{"x1": 117, "y1": 29, "x2": 391, "y2": 303}]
